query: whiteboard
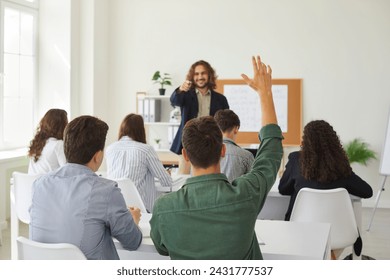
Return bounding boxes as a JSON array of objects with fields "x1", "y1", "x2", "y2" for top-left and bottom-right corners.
[
  {"x1": 223, "y1": 85, "x2": 288, "y2": 132},
  {"x1": 380, "y1": 110, "x2": 390, "y2": 175}
]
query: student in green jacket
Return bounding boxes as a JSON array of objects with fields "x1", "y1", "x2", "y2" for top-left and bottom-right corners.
[{"x1": 150, "y1": 55, "x2": 283, "y2": 259}]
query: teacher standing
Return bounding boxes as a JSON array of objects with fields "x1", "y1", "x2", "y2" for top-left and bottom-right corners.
[{"x1": 170, "y1": 60, "x2": 229, "y2": 174}]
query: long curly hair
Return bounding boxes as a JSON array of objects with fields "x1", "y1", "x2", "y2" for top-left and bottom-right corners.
[
  {"x1": 186, "y1": 60, "x2": 218, "y2": 90},
  {"x1": 28, "y1": 109, "x2": 68, "y2": 162},
  {"x1": 300, "y1": 120, "x2": 352, "y2": 183}
]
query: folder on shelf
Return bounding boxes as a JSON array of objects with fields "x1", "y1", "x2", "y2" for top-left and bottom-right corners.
[
  {"x1": 138, "y1": 99, "x2": 145, "y2": 120},
  {"x1": 149, "y1": 99, "x2": 161, "y2": 122},
  {"x1": 143, "y1": 99, "x2": 150, "y2": 122},
  {"x1": 168, "y1": 125, "x2": 179, "y2": 145}
]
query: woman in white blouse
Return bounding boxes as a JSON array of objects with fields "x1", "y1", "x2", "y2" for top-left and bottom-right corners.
[
  {"x1": 28, "y1": 109, "x2": 68, "y2": 175},
  {"x1": 106, "y1": 113, "x2": 173, "y2": 212}
]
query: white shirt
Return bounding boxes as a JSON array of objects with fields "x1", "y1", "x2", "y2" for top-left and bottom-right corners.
[
  {"x1": 105, "y1": 136, "x2": 173, "y2": 212},
  {"x1": 28, "y1": 138, "x2": 66, "y2": 175}
]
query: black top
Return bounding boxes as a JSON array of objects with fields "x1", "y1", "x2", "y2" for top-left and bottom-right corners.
[
  {"x1": 169, "y1": 87, "x2": 229, "y2": 154},
  {"x1": 278, "y1": 151, "x2": 373, "y2": 220}
]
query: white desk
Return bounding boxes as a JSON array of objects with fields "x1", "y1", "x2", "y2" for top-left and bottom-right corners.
[
  {"x1": 256, "y1": 220, "x2": 331, "y2": 260},
  {"x1": 116, "y1": 214, "x2": 331, "y2": 260}
]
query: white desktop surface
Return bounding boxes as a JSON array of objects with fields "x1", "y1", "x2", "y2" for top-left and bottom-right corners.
[
  {"x1": 116, "y1": 213, "x2": 331, "y2": 260},
  {"x1": 256, "y1": 220, "x2": 331, "y2": 260}
]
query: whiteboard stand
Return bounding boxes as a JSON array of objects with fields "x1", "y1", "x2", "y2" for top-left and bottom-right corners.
[{"x1": 367, "y1": 176, "x2": 387, "y2": 231}]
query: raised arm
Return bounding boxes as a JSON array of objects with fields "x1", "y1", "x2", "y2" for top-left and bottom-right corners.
[{"x1": 241, "y1": 55, "x2": 277, "y2": 126}]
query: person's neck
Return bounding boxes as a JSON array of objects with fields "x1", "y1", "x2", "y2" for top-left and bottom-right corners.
[
  {"x1": 223, "y1": 131, "x2": 236, "y2": 142},
  {"x1": 197, "y1": 87, "x2": 209, "y2": 95},
  {"x1": 191, "y1": 164, "x2": 220, "y2": 177}
]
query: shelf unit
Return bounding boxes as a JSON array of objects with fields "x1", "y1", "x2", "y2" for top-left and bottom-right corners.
[{"x1": 136, "y1": 92, "x2": 180, "y2": 150}]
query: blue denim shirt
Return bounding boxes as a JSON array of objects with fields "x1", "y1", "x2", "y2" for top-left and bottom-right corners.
[{"x1": 29, "y1": 163, "x2": 142, "y2": 259}]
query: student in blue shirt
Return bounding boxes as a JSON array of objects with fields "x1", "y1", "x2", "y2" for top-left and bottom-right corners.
[{"x1": 30, "y1": 116, "x2": 142, "y2": 259}]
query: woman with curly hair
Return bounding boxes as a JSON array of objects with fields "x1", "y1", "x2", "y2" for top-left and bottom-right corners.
[
  {"x1": 28, "y1": 109, "x2": 68, "y2": 175},
  {"x1": 278, "y1": 120, "x2": 373, "y2": 221}
]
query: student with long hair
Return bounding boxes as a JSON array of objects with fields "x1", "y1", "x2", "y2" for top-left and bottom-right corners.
[
  {"x1": 28, "y1": 109, "x2": 68, "y2": 174},
  {"x1": 105, "y1": 113, "x2": 172, "y2": 212},
  {"x1": 279, "y1": 120, "x2": 373, "y2": 221},
  {"x1": 170, "y1": 60, "x2": 229, "y2": 174}
]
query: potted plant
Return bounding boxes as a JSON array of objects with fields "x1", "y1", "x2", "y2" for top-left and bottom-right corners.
[
  {"x1": 152, "y1": 71, "x2": 172, "y2": 95},
  {"x1": 344, "y1": 138, "x2": 377, "y2": 165},
  {"x1": 153, "y1": 138, "x2": 161, "y2": 150}
]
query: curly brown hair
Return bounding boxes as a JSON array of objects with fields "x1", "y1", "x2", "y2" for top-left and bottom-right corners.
[
  {"x1": 118, "y1": 113, "x2": 146, "y2": 144},
  {"x1": 300, "y1": 120, "x2": 352, "y2": 183},
  {"x1": 28, "y1": 109, "x2": 68, "y2": 162},
  {"x1": 186, "y1": 60, "x2": 218, "y2": 90}
]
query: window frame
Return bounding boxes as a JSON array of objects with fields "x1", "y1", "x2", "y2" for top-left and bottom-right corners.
[{"x1": 0, "y1": 0, "x2": 38, "y2": 150}]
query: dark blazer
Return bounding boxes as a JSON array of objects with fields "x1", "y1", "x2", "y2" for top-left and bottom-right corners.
[
  {"x1": 278, "y1": 151, "x2": 373, "y2": 221},
  {"x1": 169, "y1": 87, "x2": 229, "y2": 154}
]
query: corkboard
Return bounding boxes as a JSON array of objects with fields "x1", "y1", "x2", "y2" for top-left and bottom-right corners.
[{"x1": 216, "y1": 79, "x2": 302, "y2": 146}]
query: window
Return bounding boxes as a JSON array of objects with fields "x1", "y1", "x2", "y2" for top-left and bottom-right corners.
[{"x1": 0, "y1": 0, "x2": 38, "y2": 150}]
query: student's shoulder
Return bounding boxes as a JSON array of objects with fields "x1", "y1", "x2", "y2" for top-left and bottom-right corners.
[
  {"x1": 288, "y1": 151, "x2": 300, "y2": 160},
  {"x1": 153, "y1": 190, "x2": 183, "y2": 213},
  {"x1": 93, "y1": 175, "x2": 118, "y2": 191}
]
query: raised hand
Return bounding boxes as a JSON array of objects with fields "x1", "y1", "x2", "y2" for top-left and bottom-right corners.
[
  {"x1": 241, "y1": 55, "x2": 277, "y2": 125},
  {"x1": 241, "y1": 55, "x2": 272, "y2": 96}
]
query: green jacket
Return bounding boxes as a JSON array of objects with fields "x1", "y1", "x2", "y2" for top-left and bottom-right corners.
[{"x1": 150, "y1": 124, "x2": 283, "y2": 259}]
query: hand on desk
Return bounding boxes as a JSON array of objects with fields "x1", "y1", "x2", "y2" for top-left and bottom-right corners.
[{"x1": 129, "y1": 206, "x2": 141, "y2": 225}]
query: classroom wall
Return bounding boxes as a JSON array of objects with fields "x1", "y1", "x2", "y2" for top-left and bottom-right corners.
[
  {"x1": 35, "y1": 0, "x2": 390, "y2": 208},
  {"x1": 105, "y1": 0, "x2": 390, "y2": 208},
  {"x1": 38, "y1": 0, "x2": 70, "y2": 117}
]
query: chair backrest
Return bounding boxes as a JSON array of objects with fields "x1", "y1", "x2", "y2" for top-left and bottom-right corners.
[
  {"x1": 17, "y1": 236, "x2": 86, "y2": 260},
  {"x1": 116, "y1": 178, "x2": 148, "y2": 213},
  {"x1": 290, "y1": 187, "x2": 359, "y2": 250},
  {"x1": 12, "y1": 171, "x2": 42, "y2": 224}
]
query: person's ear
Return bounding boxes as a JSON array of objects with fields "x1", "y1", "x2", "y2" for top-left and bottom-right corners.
[
  {"x1": 220, "y1": 143, "x2": 226, "y2": 158},
  {"x1": 94, "y1": 150, "x2": 104, "y2": 169},
  {"x1": 233, "y1": 126, "x2": 239, "y2": 135},
  {"x1": 182, "y1": 148, "x2": 190, "y2": 162}
]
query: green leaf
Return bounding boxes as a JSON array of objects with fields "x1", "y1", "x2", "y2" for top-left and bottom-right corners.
[
  {"x1": 152, "y1": 71, "x2": 161, "y2": 81},
  {"x1": 344, "y1": 138, "x2": 377, "y2": 165}
]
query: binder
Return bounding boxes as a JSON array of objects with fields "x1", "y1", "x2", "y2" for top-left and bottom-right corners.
[
  {"x1": 149, "y1": 99, "x2": 161, "y2": 122},
  {"x1": 143, "y1": 99, "x2": 150, "y2": 122},
  {"x1": 138, "y1": 99, "x2": 145, "y2": 120}
]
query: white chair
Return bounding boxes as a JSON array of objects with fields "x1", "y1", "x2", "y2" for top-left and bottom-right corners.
[
  {"x1": 10, "y1": 171, "x2": 42, "y2": 260},
  {"x1": 17, "y1": 236, "x2": 86, "y2": 260},
  {"x1": 290, "y1": 188, "x2": 359, "y2": 259},
  {"x1": 116, "y1": 178, "x2": 148, "y2": 213}
]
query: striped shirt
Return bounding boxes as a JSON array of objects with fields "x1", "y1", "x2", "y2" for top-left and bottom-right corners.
[
  {"x1": 220, "y1": 138, "x2": 255, "y2": 183},
  {"x1": 105, "y1": 136, "x2": 172, "y2": 212}
]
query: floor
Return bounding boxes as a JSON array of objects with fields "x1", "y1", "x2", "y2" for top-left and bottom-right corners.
[{"x1": 1, "y1": 207, "x2": 389, "y2": 260}]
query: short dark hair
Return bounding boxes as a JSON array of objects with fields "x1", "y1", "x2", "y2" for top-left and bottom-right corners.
[
  {"x1": 186, "y1": 60, "x2": 218, "y2": 90},
  {"x1": 214, "y1": 109, "x2": 240, "y2": 133},
  {"x1": 182, "y1": 116, "x2": 222, "y2": 168},
  {"x1": 118, "y1": 113, "x2": 146, "y2": 143},
  {"x1": 64, "y1": 116, "x2": 109, "y2": 164}
]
